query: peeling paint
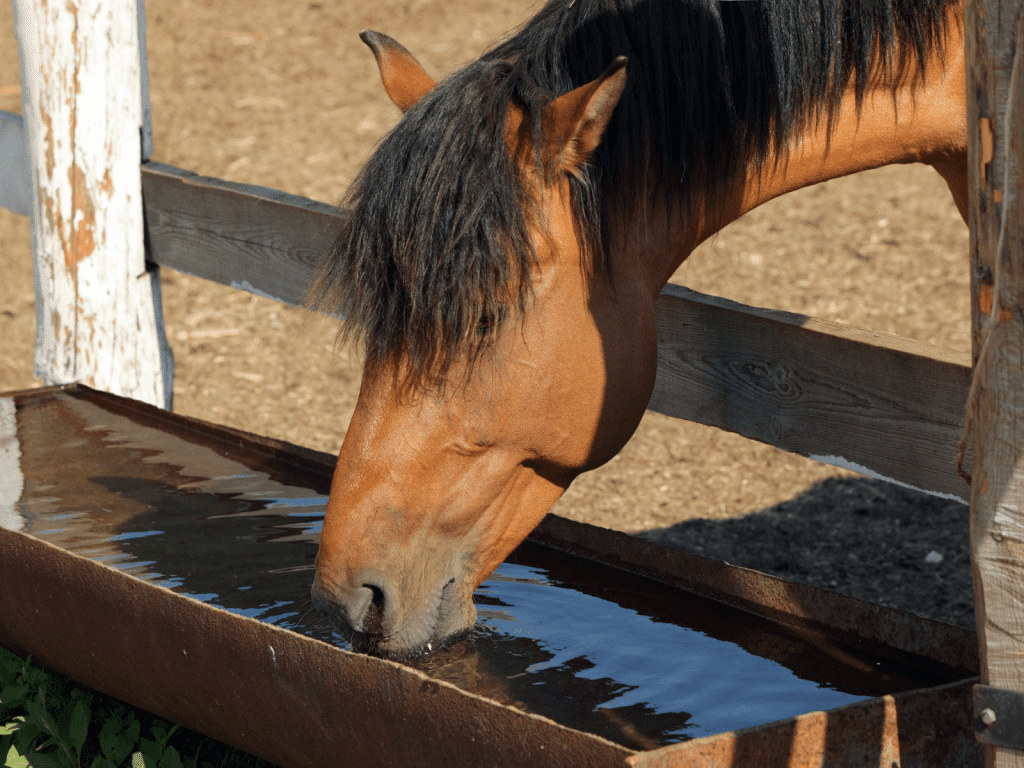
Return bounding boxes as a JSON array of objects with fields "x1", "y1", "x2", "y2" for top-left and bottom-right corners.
[
  {"x1": 67, "y1": 162, "x2": 96, "y2": 270},
  {"x1": 40, "y1": 105, "x2": 55, "y2": 181},
  {"x1": 100, "y1": 167, "x2": 113, "y2": 196}
]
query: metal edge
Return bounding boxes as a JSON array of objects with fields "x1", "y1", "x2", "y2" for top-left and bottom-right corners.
[
  {"x1": 626, "y1": 677, "x2": 981, "y2": 768},
  {"x1": 9, "y1": 383, "x2": 338, "y2": 489},
  {"x1": 0, "y1": 526, "x2": 634, "y2": 768},
  {"x1": 530, "y1": 514, "x2": 979, "y2": 677}
]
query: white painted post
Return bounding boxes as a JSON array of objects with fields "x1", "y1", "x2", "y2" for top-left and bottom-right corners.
[{"x1": 11, "y1": 0, "x2": 172, "y2": 409}]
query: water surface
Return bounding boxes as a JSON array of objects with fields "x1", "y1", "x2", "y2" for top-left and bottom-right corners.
[{"x1": 0, "y1": 391, "x2": 953, "y2": 749}]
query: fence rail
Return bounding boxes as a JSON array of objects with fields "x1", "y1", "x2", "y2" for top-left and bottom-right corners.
[
  {"x1": 135, "y1": 158, "x2": 974, "y2": 502},
  {"x1": 141, "y1": 161, "x2": 340, "y2": 307}
]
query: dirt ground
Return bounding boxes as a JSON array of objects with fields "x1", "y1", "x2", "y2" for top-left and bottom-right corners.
[{"x1": 0, "y1": 1, "x2": 975, "y2": 628}]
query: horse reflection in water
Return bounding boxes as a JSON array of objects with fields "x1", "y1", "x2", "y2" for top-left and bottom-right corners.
[{"x1": 308, "y1": 0, "x2": 967, "y2": 658}]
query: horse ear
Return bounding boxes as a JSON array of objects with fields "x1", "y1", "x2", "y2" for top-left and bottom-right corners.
[
  {"x1": 360, "y1": 30, "x2": 437, "y2": 112},
  {"x1": 544, "y1": 57, "x2": 627, "y2": 172}
]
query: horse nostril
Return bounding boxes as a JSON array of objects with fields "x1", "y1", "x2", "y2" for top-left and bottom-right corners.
[
  {"x1": 345, "y1": 568, "x2": 395, "y2": 634},
  {"x1": 364, "y1": 583, "x2": 385, "y2": 602},
  {"x1": 360, "y1": 583, "x2": 387, "y2": 635}
]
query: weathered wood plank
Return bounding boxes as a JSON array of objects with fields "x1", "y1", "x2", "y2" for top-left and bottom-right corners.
[
  {"x1": 965, "y1": 0, "x2": 1024, "y2": 760},
  {"x1": 649, "y1": 283, "x2": 973, "y2": 501},
  {"x1": 12, "y1": 0, "x2": 172, "y2": 409},
  {"x1": 140, "y1": 161, "x2": 342, "y2": 307}
]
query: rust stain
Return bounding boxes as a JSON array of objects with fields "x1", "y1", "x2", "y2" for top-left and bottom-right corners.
[
  {"x1": 52, "y1": 310, "x2": 61, "y2": 348},
  {"x1": 994, "y1": 187, "x2": 1002, "y2": 203},
  {"x1": 66, "y1": 162, "x2": 97, "y2": 271}
]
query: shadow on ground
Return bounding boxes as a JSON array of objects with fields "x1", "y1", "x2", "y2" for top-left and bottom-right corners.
[{"x1": 636, "y1": 477, "x2": 974, "y2": 629}]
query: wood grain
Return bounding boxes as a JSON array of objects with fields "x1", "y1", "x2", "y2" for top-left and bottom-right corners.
[
  {"x1": 966, "y1": 0, "x2": 1024, "y2": 761},
  {"x1": 141, "y1": 161, "x2": 342, "y2": 308},
  {"x1": 649, "y1": 283, "x2": 973, "y2": 501}
]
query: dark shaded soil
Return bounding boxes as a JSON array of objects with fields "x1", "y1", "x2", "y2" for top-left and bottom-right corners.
[{"x1": 638, "y1": 477, "x2": 975, "y2": 629}]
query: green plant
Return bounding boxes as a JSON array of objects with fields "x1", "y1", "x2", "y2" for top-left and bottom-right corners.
[{"x1": 0, "y1": 646, "x2": 273, "y2": 768}]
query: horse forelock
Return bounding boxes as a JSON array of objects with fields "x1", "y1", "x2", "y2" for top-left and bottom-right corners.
[
  {"x1": 310, "y1": 0, "x2": 959, "y2": 389},
  {"x1": 307, "y1": 61, "x2": 551, "y2": 391}
]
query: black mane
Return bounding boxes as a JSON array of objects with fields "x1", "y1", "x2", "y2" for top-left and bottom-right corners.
[{"x1": 309, "y1": 0, "x2": 958, "y2": 388}]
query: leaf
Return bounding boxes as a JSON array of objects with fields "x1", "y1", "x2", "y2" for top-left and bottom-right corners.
[
  {"x1": 24, "y1": 752, "x2": 62, "y2": 768},
  {"x1": 0, "y1": 652, "x2": 25, "y2": 688},
  {"x1": 19, "y1": 702, "x2": 50, "y2": 736},
  {"x1": 137, "y1": 740, "x2": 160, "y2": 768},
  {"x1": 124, "y1": 719, "x2": 140, "y2": 749},
  {"x1": 5, "y1": 743, "x2": 29, "y2": 768},
  {"x1": 11, "y1": 722, "x2": 41, "y2": 756},
  {"x1": 130, "y1": 751, "x2": 152, "y2": 768},
  {"x1": 157, "y1": 747, "x2": 183, "y2": 768},
  {"x1": 1, "y1": 718, "x2": 25, "y2": 737},
  {"x1": 97, "y1": 719, "x2": 133, "y2": 767},
  {"x1": 68, "y1": 701, "x2": 89, "y2": 758},
  {"x1": 0, "y1": 687, "x2": 30, "y2": 710}
]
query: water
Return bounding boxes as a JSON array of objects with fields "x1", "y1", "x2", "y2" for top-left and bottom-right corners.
[{"x1": 0, "y1": 390, "x2": 953, "y2": 749}]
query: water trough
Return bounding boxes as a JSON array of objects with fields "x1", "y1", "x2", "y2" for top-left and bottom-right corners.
[{"x1": 0, "y1": 384, "x2": 981, "y2": 767}]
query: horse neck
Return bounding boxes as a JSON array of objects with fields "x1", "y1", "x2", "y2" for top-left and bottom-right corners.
[{"x1": 642, "y1": 12, "x2": 967, "y2": 291}]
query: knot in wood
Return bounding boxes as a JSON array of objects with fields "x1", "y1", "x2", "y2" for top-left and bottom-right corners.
[{"x1": 770, "y1": 364, "x2": 797, "y2": 396}]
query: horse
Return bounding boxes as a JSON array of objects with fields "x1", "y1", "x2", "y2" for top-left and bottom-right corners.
[{"x1": 307, "y1": 0, "x2": 968, "y2": 658}]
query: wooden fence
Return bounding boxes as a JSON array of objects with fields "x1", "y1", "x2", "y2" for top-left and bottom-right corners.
[
  {"x1": 1, "y1": 0, "x2": 1023, "y2": 764},
  {"x1": 142, "y1": 161, "x2": 978, "y2": 503}
]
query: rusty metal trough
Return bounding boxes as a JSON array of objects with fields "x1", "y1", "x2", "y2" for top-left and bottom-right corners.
[{"x1": 0, "y1": 385, "x2": 981, "y2": 767}]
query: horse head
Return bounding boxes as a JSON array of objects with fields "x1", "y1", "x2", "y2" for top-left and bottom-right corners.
[
  {"x1": 310, "y1": 0, "x2": 969, "y2": 657},
  {"x1": 309, "y1": 33, "x2": 660, "y2": 658}
]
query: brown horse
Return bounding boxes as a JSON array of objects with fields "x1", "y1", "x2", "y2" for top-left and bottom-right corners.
[{"x1": 308, "y1": 0, "x2": 967, "y2": 658}]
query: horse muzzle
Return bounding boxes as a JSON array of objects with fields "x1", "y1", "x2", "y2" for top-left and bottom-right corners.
[{"x1": 311, "y1": 567, "x2": 477, "y2": 659}]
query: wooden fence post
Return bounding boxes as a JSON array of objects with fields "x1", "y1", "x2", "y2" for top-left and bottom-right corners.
[
  {"x1": 11, "y1": 0, "x2": 172, "y2": 409},
  {"x1": 965, "y1": 0, "x2": 1024, "y2": 763}
]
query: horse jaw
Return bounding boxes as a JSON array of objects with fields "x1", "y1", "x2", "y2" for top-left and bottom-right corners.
[{"x1": 311, "y1": 393, "x2": 572, "y2": 657}]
